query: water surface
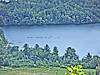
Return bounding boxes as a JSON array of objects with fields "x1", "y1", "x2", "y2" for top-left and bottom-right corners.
[{"x1": 2, "y1": 24, "x2": 100, "y2": 57}]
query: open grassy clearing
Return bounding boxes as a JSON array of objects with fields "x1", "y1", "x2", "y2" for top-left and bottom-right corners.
[
  {"x1": 0, "y1": 67, "x2": 66, "y2": 75},
  {"x1": 0, "y1": 67, "x2": 96, "y2": 75}
]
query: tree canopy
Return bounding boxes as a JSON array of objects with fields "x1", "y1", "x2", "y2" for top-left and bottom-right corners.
[{"x1": 0, "y1": 0, "x2": 100, "y2": 25}]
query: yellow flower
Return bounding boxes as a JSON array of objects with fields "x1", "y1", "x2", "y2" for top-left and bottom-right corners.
[{"x1": 65, "y1": 65, "x2": 86, "y2": 75}]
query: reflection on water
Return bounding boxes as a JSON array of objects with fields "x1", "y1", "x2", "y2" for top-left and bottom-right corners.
[{"x1": 2, "y1": 24, "x2": 100, "y2": 57}]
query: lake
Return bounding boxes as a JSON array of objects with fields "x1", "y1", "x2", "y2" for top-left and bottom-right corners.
[{"x1": 2, "y1": 24, "x2": 100, "y2": 58}]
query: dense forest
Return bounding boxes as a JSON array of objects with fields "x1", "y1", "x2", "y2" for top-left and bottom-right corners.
[
  {"x1": 0, "y1": 0, "x2": 100, "y2": 25},
  {"x1": 0, "y1": 29, "x2": 100, "y2": 69}
]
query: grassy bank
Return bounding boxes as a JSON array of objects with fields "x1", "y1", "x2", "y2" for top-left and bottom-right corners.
[
  {"x1": 0, "y1": 67, "x2": 96, "y2": 75},
  {"x1": 0, "y1": 67, "x2": 66, "y2": 75}
]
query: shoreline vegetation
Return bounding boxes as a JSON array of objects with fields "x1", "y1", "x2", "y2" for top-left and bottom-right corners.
[
  {"x1": 0, "y1": 0, "x2": 100, "y2": 26},
  {"x1": 0, "y1": 22, "x2": 100, "y2": 27},
  {"x1": 0, "y1": 29, "x2": 100, "y2": 70},
  {"x1": 0, "y1": 26, "x2": 100, "y2": 75},
  {"x1": 0, "y1": 22, "x2": 100, "y2": 26}
]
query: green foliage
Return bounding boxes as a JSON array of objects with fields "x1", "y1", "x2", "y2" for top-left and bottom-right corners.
[
  {"x1": 65, "y1": 65, "x2": 86, "y2": 75},
  {"x1": 96, "y1": 65, "x2": 100, "y2": 75},
  {"x1": 0, "y1": 0, "x2": 100, "y2": 25},
  {"x1": 0, "y1": 29, "x2": 100, "y2": 69},
  {"x1": 82, "y1": 53, "x2": 100, "y2": 69},
  {"x1": 61, "y1": 47, "x2": 80, "y2": 66},
  {"x1": 0, "y1": 29, "x2": 7, "y2": 47},
  {"x1": 0, "y1": 43, "x2": 100, "y2": 68}
]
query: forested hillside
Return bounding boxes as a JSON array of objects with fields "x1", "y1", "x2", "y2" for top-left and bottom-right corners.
[{"x1": 0, "y1": 0, "x2": 100, "y2": 25}]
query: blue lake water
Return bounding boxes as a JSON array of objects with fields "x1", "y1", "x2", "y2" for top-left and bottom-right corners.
[{"x1": 2, "y1": 24, "x2": 100, "y2": 58}]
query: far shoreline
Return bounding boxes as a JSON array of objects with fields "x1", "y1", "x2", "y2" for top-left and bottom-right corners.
[{"x1": 0, "y1": 22, "x2": 100, "y2": 27}]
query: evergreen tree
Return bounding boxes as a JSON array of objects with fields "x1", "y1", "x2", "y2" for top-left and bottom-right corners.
[
  {"x1": 23, "y1": 43, "x2": 29, "y2": 50},
  {"x1": 34, "y1": 44, "x2": 39, "y2": 50},
  {"x1": 82, "y1": 53, "x2": 92, "y2": 68},
  {"x1": 52, "y1": 46, "x2": 59, "y2": 56},
  {"x1": 62, "y1": 47, "x2": 79, "y2": 66},
  {"x1": 44, "y1": 44, "x2": 51, "y2": 57}
]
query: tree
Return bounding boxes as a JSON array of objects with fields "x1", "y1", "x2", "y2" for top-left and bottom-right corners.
[
  {"x1": 10, "y1": 46, "x2": 19, "y2": 53},
  {"x1": 52, "y1": 46, "x2": 59, "y2": 56},
  {"x1": 90, "y1": 55, "x2": 100, "y2": 69},
  {"x1": 82, "y1": 55, "x2": 100, "y2": 69},
  {"x1": 0, "y1": 16, "x2": 4, "y2": 25},
  {"x1": 0, "y1": 57, "x2": 4, "y2": 67},
  {"x1": 52, "y1": 46, "x2": 59, "y2": 62},
  {"x1": 96, "y1": 65, "x2": 100, "y2": 75},
  {"x1": 34, "y1": 44, "x2": 39, "y2": 50},
  {"x1": 44, "y1": 44, "x2": 50, "y2": 55},
  {"x1": 23, "y1": 43, "x2": 30, "y2": 56},
  {"x1": 0, "y1": 47, "x2": 10, "y2": 67},
  {"x1": 86, "y1": 53, "x2": 92, "y2": 61},
  {"x1": 82, "y1": 53, "x2": 92, "y2": 68},
  {"x1": 51, "y1": 46, "x2": 60, "y2": 67},
  {"x1": 0, "y1": 29, "x2": 7, "y2": 47},
  {"x1": 44, "y1": 44, "x2": 50, "y2": 52},
  {"x1": 62, "y1": 47, "x2": 80, "y2": 66},
  {"x1": 0, "y1": 48, "x2": 5, "y2": 66},
  {"x1": 23, "y1": 43, "x2": 29, "y2": 50}
]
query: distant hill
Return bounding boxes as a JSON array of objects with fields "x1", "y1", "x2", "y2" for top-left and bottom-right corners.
[{"x1": 0, "y1": 0, "x2": 100, "y2": 25}]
